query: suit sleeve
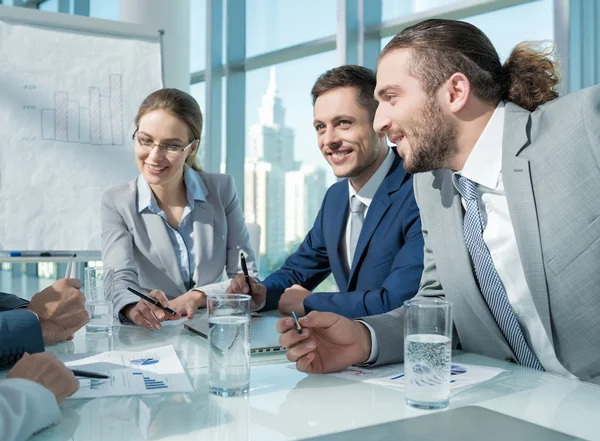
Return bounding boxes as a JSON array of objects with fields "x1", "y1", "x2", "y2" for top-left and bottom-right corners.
[
  {"x1": 100, "y1": 190, "x2": 141, "y2": 320},
  {"x1": 0, "y1": 310, "x2": 45, "y2": 369},
  {"x1": 303, "y1": 181, "x2": 424, "y2": 319},
  {"x1": 0, "y1": 294, "x2": 29, "y2": 312},
  {"x1": 0, "y1": 378, "x2": 61, "y2": 441},
  {"x1": 360, "y1": 175, "x2": 446, "y2": 366},
  {"x1": 262, "y1": 191, "x2": 332, "y2": 311}
]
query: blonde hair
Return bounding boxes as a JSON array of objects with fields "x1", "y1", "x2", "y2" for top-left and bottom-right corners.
[{"x1": 134, "y1": 88, "x2": 203, "y2": 171}]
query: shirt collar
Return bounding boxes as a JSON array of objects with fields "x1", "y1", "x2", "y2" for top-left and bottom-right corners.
[
  {"x1": 454, "y1": 101, "x2": 505, "y2": 191},
  {"x1": 137, "y1": 165, "x2": 206, "y2": 213},
  {"x1": 348, "y1": 147, "x2": 394, "y2": 207}
]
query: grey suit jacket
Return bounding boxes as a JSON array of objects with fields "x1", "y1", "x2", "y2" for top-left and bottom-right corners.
[
  {"x1": 363, "y1": 84, "x2": 600, "y2": 384},
  {"x1": 101, "y1": 171, "x2": 258, "y2": 318}
]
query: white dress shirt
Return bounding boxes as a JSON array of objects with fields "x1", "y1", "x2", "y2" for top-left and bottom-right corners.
[
  {"x1": 0, "y1": 378, "x2": 61, "y2": 441},
  {"x1": 451, "y1": 101, "x2": 575, "y2": 379}
]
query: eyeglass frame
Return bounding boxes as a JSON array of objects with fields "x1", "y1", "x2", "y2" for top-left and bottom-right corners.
[{"x1": 132, "y1": 128, "x2": 197, "y2": 155}]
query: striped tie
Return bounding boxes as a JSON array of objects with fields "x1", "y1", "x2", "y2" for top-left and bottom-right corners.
[{"x1": 457, "y1": 176, "x2": 544, "y2": 371}]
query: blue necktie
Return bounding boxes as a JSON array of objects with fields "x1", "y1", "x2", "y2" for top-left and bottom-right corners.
[{"x1": 457, "y1": 176, "x2": 544, "y2": 371}]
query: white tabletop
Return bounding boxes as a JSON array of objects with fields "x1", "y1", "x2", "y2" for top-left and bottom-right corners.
[{"x1": 34, "y1": 321, "x2": 600, "y2": 441}]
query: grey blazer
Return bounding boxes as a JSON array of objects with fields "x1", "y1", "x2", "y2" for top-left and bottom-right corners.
[
  {"x1": 363, "y1": 84, "x2": 600, "y2": 384},
  {"x1": 101, "y1": 171, "x2": 258, "y2": 318}
]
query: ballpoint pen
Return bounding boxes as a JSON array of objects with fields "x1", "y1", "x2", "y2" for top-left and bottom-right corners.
[
  {"x1": 127, "y1": 287, "x2": 178, "y2": 315},
  {"x1": 240, "y1": 252, "x2": 254, "y2": 296}
]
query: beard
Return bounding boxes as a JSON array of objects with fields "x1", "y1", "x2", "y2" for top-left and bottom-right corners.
[
  {"x1": 335, "y1": 134, "x2": 382, "y2": 178},
  {"x1": 401, "y1": 97, "x2": 459, "y2": 174}
]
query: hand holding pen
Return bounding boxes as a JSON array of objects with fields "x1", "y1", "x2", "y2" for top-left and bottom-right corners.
[
  {"x1": 226, "y1": 253, "x2": 267, "y2": 310},
  {"x1": 124, "y1": 287, "x2": 181, "y2": 330}
]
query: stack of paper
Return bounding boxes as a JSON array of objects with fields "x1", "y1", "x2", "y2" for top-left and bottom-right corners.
[
  {"x1": 329, "y1": 362, "x2": 507, "y2": 394},
  {"x1": 59, "y1": 345, "x2": 194, "y2": 399}
]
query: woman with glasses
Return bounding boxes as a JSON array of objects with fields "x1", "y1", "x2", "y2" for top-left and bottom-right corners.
[{"x1": 101, "y1": 88, "x2": 258, "y2": 329}]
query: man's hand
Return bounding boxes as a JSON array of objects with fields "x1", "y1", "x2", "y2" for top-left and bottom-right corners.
[
  {"x1": 168, "y1": 290, "x2": 206, "y2": 319},
  {"x1": 122, "y1": 290, "x2": 182, "y2": 330},
  {"x1": 278, "y1": 285, "x2": 312, "y2": 316},
  {"x1": 277, "y1": 311, "x2": 372, "y2": 374},
  {"x1": 7, "y1": 352, "x2": 79, "y2": 403},
  {"x1": 226, "y1": 273, "x2": 266, "y2": 310},
  {"x1": 27, "y1": 278, "x2": 88, "y2": 345}
]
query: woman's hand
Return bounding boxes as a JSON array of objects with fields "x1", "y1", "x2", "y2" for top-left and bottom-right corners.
[
  {"x1": 122, "y1": 289, "x2": 181, "y2": 330},
  {"x1": 167, "y1": 289, "x2": 206, "y2": 319}
]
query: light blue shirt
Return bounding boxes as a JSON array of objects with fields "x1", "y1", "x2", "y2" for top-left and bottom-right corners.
[{"x1": 137, "y1": 166, "x2": 206, "y2": 291}]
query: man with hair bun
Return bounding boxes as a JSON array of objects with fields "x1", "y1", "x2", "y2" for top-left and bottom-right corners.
[{"x1": 277, "y1": 19, "x2": 600, "y2": 384}]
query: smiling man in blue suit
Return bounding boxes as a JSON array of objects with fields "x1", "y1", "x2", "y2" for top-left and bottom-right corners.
[{"x1": 228, "y1": 65, "x2": 424, "y2": 319}]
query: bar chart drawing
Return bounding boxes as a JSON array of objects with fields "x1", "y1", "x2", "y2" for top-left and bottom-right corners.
[{"x1": 40, "y1": 74, "x2": 124, "y2": 146}]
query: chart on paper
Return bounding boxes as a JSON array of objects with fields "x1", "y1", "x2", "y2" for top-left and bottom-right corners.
[
  {"x1": 60, "y1": 345, "x2": 194, "y2": 399},
  {"x1": 39, "y1": 73, "x2": 124, "y2": 146}
]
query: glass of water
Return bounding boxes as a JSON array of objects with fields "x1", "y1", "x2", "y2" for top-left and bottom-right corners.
[
  {"x1": 84, "y1": 266, "x2": 114, "y2": 333},
  {"x1": 404, "y1": 297, "x2": 452, "y2": 409},
  {"x1": 207, "y1": 294, "x2": 251, "y2": 397}
]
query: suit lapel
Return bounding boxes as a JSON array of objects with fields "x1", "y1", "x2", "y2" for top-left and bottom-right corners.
[
  {"x1": 191, "y1": 175, "x2": 213, "y2": 286},
  {"x1": 325, "y1": 184, "x2": 350, "y2": 287},
  {"x1": 502, "y1": 105, "x2": 553, "y2": 343},
  {"x1": 191, "y1": 201, "x2": 215, "y2": 286},
  {"x1": 141, "y1": 211, "x2": 186, "y2": 293},
  {"x1": 436, "y1": 170, "x2": 508, "y2": 345}
]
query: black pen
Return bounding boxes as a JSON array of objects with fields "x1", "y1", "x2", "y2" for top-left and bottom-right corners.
[
  {"x1": 127, "y1": 287, "x2": 177, "y2": 315},
  {"x1": 291, "y1": 311, "x2": 302, "y2": 334},
  {"x1": 240, "y1": 252, "x2": 254, "y2": 296},
  {"x1": 71, "y1": 369, "x2": 109, "y2": 379}
]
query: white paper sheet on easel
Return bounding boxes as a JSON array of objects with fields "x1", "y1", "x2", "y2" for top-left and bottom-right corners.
[
  {"x1": 329, "y1": 363, "x2": 507, "y2": 394},
  {"x1": 60, "y1": 345, "x2": 193, "y2": 399}
]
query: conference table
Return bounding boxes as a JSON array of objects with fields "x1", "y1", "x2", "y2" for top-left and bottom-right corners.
[{"x1": 33, "y1": 317, "x2": 600, "y2": 441}]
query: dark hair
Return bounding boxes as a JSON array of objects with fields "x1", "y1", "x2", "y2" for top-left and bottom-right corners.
[
  {"x1": 134, "y1": 88, "x2": 203, "y2": 171},
  {"x1": 379, "y1": 19, "x2": 560, "y2": 111},
  {"x1": 311, "y1": 65, "x2": 378, "y2": 120}
]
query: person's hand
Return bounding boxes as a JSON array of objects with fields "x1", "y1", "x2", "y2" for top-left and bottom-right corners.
[
  {"x1": 7, "y1": 352, "x2": 79, "y2": 403},
  {"x1": 168, "y1": 290, "x2": 205, "y2": 319},
  {"x1": 122, "y1": 290, "x2": 181, "y2": 330},
  {"x1": 277, "y1": 311, "x2": 372, "y2": 374},
  {"x1": 27, "y1": 278, "x2": 88, "y2": 345},
  {"x1": 226, "y1": 273, "x2": 266, "y2": 310},
  {"x1": 278, "y1": 285, "x2": 312, "y2": 316}
]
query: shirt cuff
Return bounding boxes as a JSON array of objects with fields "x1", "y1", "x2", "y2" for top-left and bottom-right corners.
[{"x1": 355, "y1": 320, "x2": 379, "y2": 365}]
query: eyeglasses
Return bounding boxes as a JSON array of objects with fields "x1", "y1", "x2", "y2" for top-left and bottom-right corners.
[{"x1": 132, "y1": 129, "x2": 196, "y2": 156}]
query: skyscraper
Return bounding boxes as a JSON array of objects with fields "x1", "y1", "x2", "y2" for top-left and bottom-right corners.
[
  {"x1": 245, "y1": 68, "x2": 295, "y2": 265},
  {"x1": 285, "y1": 165, "x2": 327, "y2": 246}
]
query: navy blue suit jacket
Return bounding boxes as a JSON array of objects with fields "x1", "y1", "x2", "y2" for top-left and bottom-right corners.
[
  {"x1": 262, "y1": 151, "x2": 424, "y2": 318},
  {"x1": 0, "y1": 293, "x2": 44, "y2": 368}
]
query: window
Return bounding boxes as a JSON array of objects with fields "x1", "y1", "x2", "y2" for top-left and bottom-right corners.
[
  {"x1": 90, "y1": 0, "x2": 119, "y2": 20},
  {"x1": 381, "y1": 0, "x2": 554, "y2": 59},
  {"x1": 382, "y1": 0, "x2": 463, "y2": 21},
  {"x1": 246, "y1": 0, "x2": 337, "y2": 57},
  {"x1": 245, "y1": 51, "x2": 336, "y2": 282},
  {"x1": 189, "y1": 0, "x2": 207, "y2": 73}
]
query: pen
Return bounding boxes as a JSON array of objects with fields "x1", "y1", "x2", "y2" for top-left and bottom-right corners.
[
  {"x1": 64, "y1": 253, "x2": 76, "y2": 279},
  {"x1": 9, "y1": 252, "x2": 78, "y2": 257},
  {"x1": 71, "y1": 369, "x2": 109, "y2": 379},
  {"x1": 291, "y1": 311, "x2": 302, "y2": 334},
  {"x1": 126, "y1": 287, "x2": 177, "y2": 315},
  {"x1": 240, "y1": 252, "x2": 254, "y2": 296}
]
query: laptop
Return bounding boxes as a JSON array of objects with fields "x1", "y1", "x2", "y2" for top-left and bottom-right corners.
[
  {"x1": 300, "y1": 406, "x2": 582, "y2": 441},
  {"x1": 184, "y1": 313, "x2": 285, "y2": 354}
]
